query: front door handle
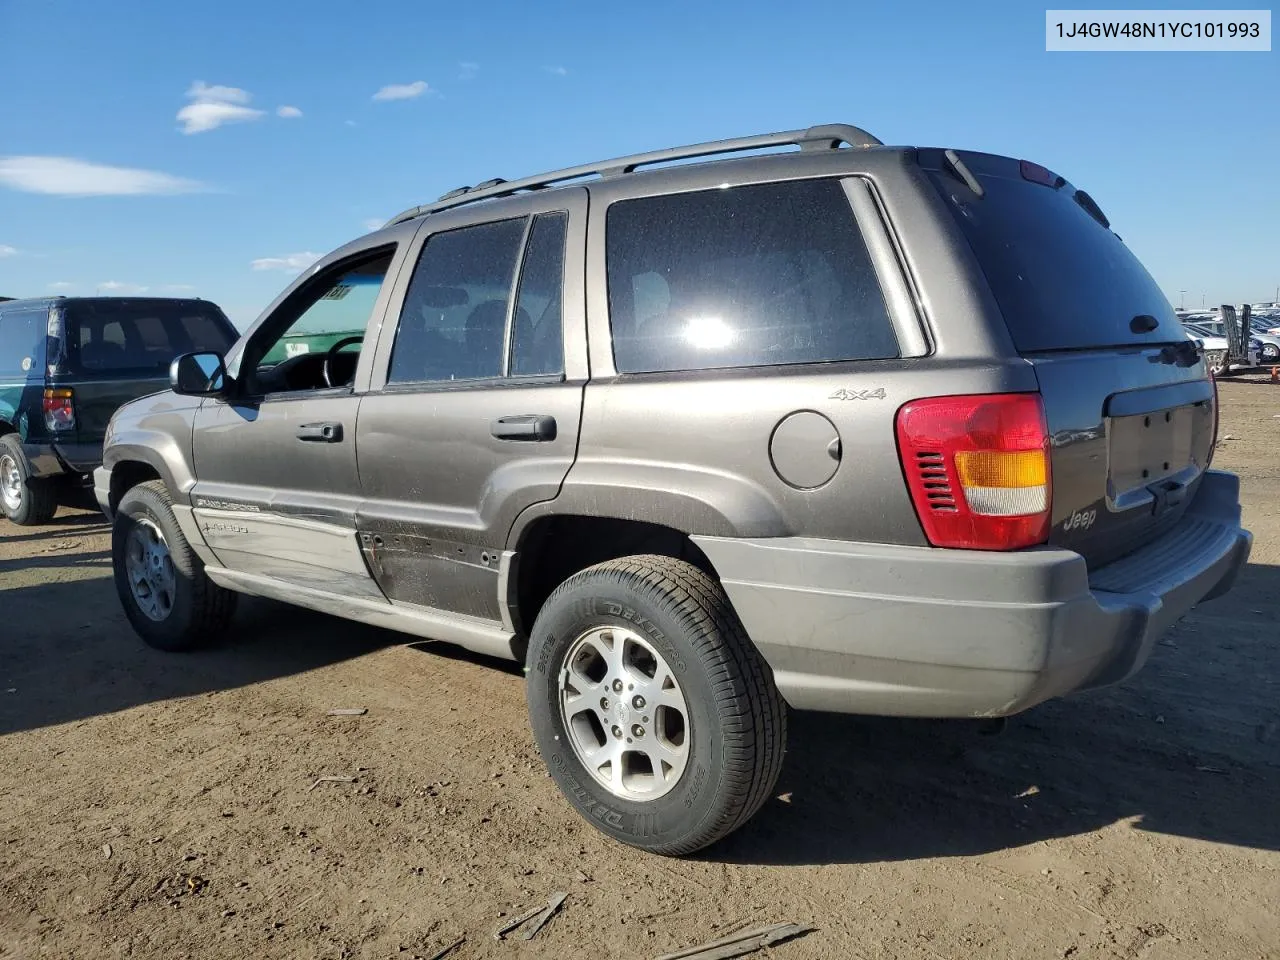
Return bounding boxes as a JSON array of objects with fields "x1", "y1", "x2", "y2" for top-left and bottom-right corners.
[
  {"x1": 297, "y1": 422, "x2": 343, "y2": 443},
  {"x1": 490, "y1": 414, "x2": 557, "y2": 442}
]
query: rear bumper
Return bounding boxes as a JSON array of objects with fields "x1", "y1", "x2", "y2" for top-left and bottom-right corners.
[
  {"x1": 692, "y1": 470, "x2": 1251, "y2": 718},
  {"x1": 23, "y1": 440, "x2": 103, "y2": 478}
]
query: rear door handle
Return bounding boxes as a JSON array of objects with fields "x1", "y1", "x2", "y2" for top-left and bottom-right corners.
[
  {"x1": 297, "y1": 422, "x2": 343, "y2": 443},
  {"x1": 490, "y1": 414, "x2": 557, "y2": 442}
]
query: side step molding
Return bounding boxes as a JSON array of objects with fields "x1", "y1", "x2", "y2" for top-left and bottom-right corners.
[{"x1": 205, "y1": 567, "x2": 520, "y2": 662}]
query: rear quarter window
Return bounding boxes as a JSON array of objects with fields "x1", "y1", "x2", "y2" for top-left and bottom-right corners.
[
  {"x1": 927, "y1": 152, "x2": 1178, "y2": 352},
  {"x1": 606, "y1": 179, "x2": 899, "y2": 374},
  {"x1": 0, "y1": 307, "x2": 48, "y2": 378}
]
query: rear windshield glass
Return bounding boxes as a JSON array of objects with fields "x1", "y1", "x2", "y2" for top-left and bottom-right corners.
[
  {"x1": 927, "y1": 152, "x2": 1178, "y2": 352},
  {"x1": 0, "y1": 307, "x2": 48, "y2": 378},
  {"x1": 64, "y1": 300, "x2": 236, "y2": 374},
  {"x1": 606, "y1": 179, "x2": 898, "y2": 374}
]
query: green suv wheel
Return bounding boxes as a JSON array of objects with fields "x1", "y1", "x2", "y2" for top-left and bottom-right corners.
[{"x1": 0, "y1": 435, "x2": 57, "y2": 526}]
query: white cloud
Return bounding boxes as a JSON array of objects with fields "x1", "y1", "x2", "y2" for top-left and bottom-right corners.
[
  {"x1": 458, "y1": 61, "x2": 479, "y2": 81},
  {"x1": 277, "y1": 105, "x2": 303, "y2": 119},
  {"x1": 178, "y1": 80, "x2": 266, "y2": 134},
  {"x1": 98, "y1": 281, "x2": 149, "y2": 295},
  {"x1": 48, "y1": 281, "x2": 75, "y2": 291},
  {"x1": 186, "y1": 81, "x2": 251, "y2": 104},
  {"x1": 372, "y1": 80, "x2": 431, "y2": 101},
  {"x1": 362, "y1": 217, "x2": 386, "y2": 232},
  {"x1": 250, "y1": 252, "x2": 321, "y2": 272},
  {"x1": 0, "y1": 156, "x2": 206, "y2": 196},
  {"x1": 344, "y1": 119, "x2": 358, "y2": 127},
  {"x1": 0, "y1": 245, "x2": 17, "y2": 257},
  {"x1": 178, "y1": 101, "x2": 265, "y2": 134},
  {"x1": 544, "y1": 65, "x2": 569, "y2": 76}
]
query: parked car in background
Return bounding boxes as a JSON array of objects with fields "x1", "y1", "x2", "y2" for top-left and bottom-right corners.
[
  {"x1": 0, "y1": 297, "x2": 237, "y2": 524},
  {"x1": 1252, "y1": 313, "x2": 1280, "y2": 339},
  {"x1": 1184, "y1": 317, "x2": 1278, "y2": 364},
  {"x1": 95, "y1": 124, "x2": 1250, "y2": 855},
  {"x1": 1182, "y1": 321, "x2": 1262, "y2": 374}
]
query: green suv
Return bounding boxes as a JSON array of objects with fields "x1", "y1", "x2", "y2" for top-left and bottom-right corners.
[{"x1": 0, "y1": 296, "x2": 236, "y2": 524}]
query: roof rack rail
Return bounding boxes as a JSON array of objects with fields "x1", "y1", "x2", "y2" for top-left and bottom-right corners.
[{"x1": 384, "y1": 122, "x2": 882, "y2": 227}]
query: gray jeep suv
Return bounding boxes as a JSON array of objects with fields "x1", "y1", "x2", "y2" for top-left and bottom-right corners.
[{"x1": 95, "y1": 124, "x2": 1251, "y2": 855}]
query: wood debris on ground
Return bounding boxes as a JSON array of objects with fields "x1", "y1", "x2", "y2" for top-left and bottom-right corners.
[
  {"x1": 308, "y1": 775, "x2": 358, "y2": 792},
  {"x1": 492, "y1": 892, "x2": 568, "y2": 941},
  {"x1": 654, "y1": 922, "x2": 814, "y2": 960},
  {"x1": 423, "y1": 934, "x2": 465, "y2": 960}
]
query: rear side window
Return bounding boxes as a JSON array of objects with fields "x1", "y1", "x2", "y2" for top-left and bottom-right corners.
[
  {"x1": 389, "y1": 218, "x2": 526, "y2": 384},
  {"x1": 511, "y1": 212, "x2": 567, "y2": 377},
  {"x1": 65, "y1": 300, "x2": 235, "y2": 374},
  {"x1": 928, "y1": 153, "x2": 1178, "y2": 352},
  {"x1": 0, "y1": 307, "x2": 48, "y2": 378},
  {"x1": 606, "y1": 179, "x2": 898, "y2": 374}
]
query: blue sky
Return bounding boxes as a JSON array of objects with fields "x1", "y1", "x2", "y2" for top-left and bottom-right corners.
[{"x1": 1, "y1": 0, "x2": 1276, "y2": 327}]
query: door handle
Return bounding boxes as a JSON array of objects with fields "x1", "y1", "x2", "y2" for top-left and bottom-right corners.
[
  {"x1": 297, "y1": 422, "x2": 343, "y2": 443},
  {"x1": 490, "y1": 414, "x2": 557, "y2": 442}
]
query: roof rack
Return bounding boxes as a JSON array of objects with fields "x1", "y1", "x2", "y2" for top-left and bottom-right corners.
[{"x1": 384, "y1": 123, "x2": 882, "y2": 227}]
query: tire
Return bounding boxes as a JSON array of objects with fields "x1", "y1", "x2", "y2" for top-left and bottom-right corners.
[
  {"x1": 0, "y1": 434, "x2": 58, "y2": 526},
  {"x1": 112, "y1": 479, "x2": 237, "y2": 651},
  {"x1": 526, "y1": 554, "x2": 787, "y2": 855},
  {"x1": 1205, "y1": 350, "x2": 1227, "y2": 377}
]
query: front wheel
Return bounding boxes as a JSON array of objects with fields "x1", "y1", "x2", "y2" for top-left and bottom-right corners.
[
  {"x1": 526, "y1": 555, "x2": 787, "y2": 856},
  {"x1": 1205, "y1": 350, "x2": 1227, "y2": 377},
  {"x1": 112, "y1": 479, "x2": 237, "y2": 651}
]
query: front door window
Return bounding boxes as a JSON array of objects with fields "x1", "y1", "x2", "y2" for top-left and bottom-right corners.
[{"x1": 244, "y1": 249, "x2": 394, "y2": 396}]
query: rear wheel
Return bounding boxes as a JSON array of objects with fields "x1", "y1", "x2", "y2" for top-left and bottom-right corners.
[
  {"x1": 526, "y1": 555, "x2": 786, "y2": 855},
  {"x1": 112, "y1": 479, "x2": 237, "y2": 651},
  {"x1": 0, "y1": 435, "x2": 58, "y2": 526},
  {"x1": 1205, "y1": 350, "x2": 1227, "y2": 377}
]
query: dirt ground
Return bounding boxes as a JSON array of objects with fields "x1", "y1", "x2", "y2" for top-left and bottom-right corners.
[{"x1": 2, "y1": 378, "x2": 1277, "y2": 960}]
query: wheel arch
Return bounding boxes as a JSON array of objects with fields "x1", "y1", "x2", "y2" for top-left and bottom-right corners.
[
  {"x1": 505, "y1": 512, "x2": 720, "y2": 661},
  {"x1": 107, "y1": 458, "x2": 164, "y2": 515}
]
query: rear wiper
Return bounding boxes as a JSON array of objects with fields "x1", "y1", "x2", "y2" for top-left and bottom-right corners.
[
  {"x1": 1074, "y1": 189, "x2": 1111, "y2": 229},
  {"x1": 943, "y1": 149, "x2": 984, "y2": 198}
]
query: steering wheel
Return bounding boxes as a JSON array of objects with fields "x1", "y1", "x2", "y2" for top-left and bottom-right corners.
[{"x1": 322, "y1": 335, "x2": 364, "y2": 388}]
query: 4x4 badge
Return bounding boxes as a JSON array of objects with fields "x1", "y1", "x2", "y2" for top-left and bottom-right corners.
[{"x1": 829, "y1": 387, "x2": 886, "y2": 401}]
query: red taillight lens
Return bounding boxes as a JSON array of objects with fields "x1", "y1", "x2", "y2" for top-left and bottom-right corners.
[
  {"x1": 895, "y1": 393, "x2": 1052, "y2": 550},
  {"x1": 42, "y1": 387, "x2": 75, "y2": 432},
  {"x1": 1207, "y1": 375, "x2": 1219, "y2": 466}
]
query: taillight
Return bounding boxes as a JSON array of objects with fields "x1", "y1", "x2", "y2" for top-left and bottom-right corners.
[
  {"x1": 895, "y1": 393, "x2": 1051, "y2": 551},
  {"x1": 1207, "y1": 375, "x2": 1219, "y2": 466},
  {"x1": 42, "y1": 387, "x2": 75, "y2": 432}
]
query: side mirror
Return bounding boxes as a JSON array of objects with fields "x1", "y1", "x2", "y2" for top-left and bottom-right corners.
[{"x1": 170, "y1": 352, "x2": 228, "y2": 396}]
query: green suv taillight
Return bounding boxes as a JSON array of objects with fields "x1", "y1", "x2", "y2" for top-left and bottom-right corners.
[{"x1": 42, "y1": 387, "x2": 75, "y2": 432}]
